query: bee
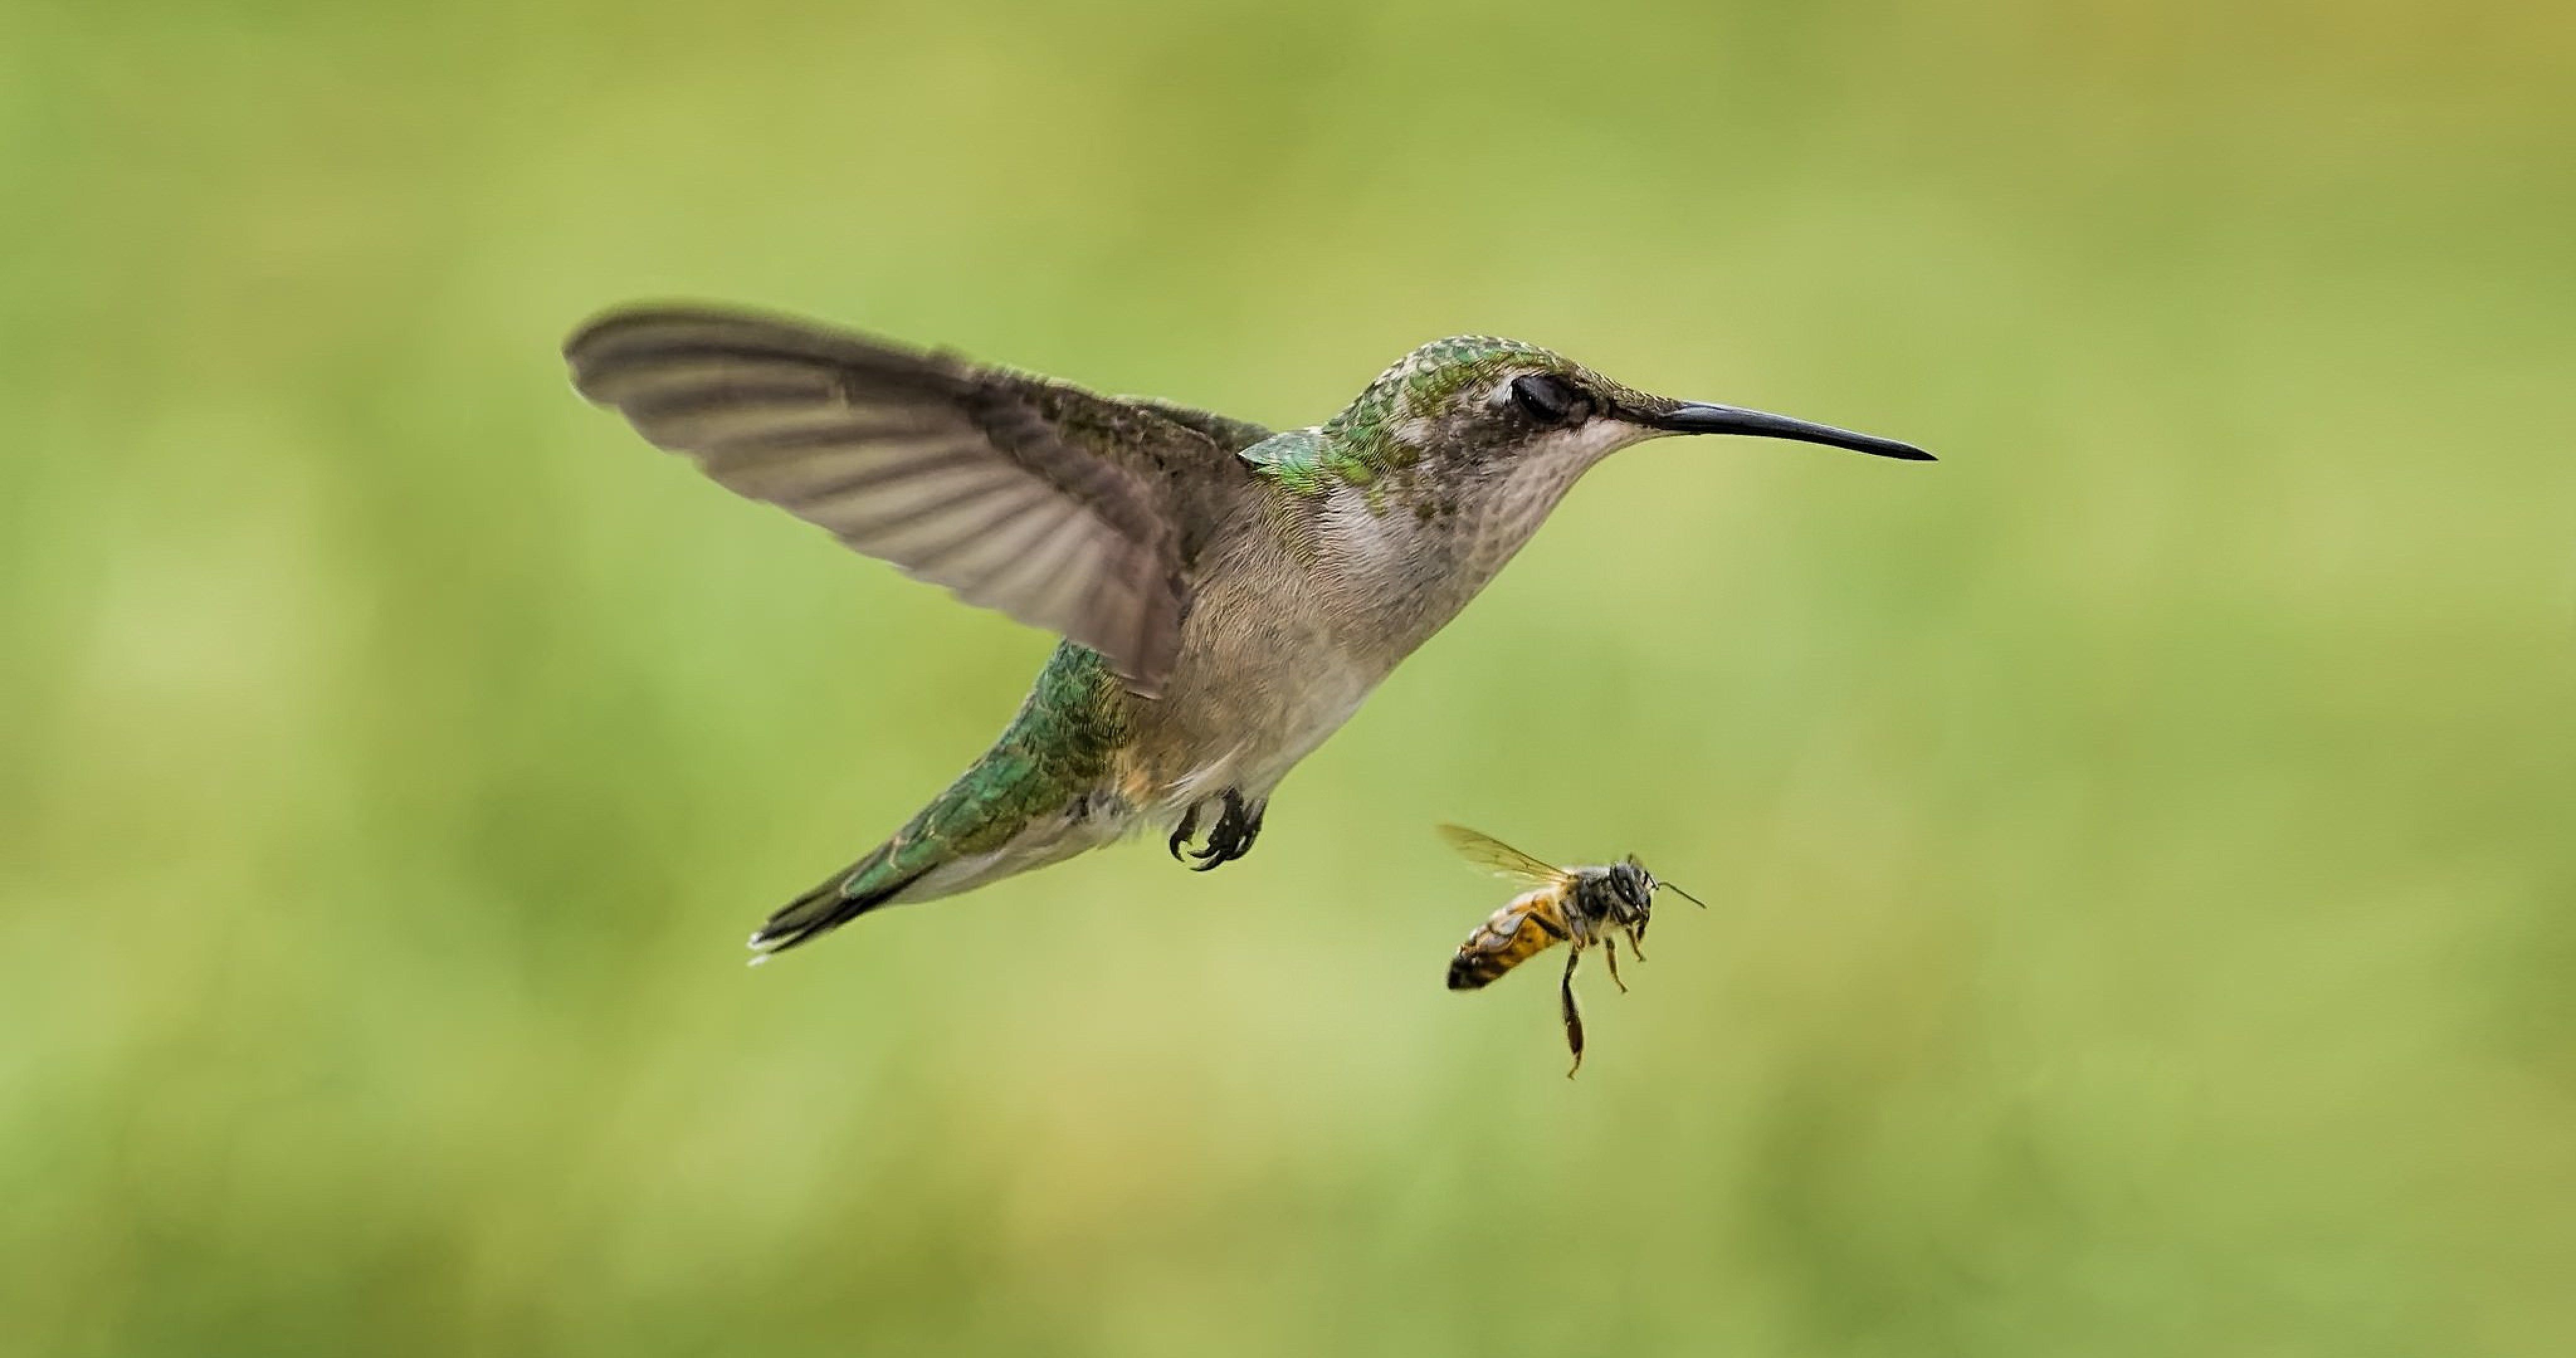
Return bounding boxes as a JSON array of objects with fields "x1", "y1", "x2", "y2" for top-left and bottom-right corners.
[{"x1": 1441, "y1": 824, "x2": 1704, "y2": 1077}]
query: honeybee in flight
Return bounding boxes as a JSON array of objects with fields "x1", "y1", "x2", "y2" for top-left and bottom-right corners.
[{"x1": 1441, "y1": 824, "x2": 1705, "y2": 1077}]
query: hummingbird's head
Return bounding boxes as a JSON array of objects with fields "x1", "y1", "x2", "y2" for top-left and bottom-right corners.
[{"x1": 1327, "y1": 335, "x2": 1935, "y2": 475}]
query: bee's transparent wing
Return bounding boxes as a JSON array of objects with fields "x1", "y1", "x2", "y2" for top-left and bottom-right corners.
[{"x1": 1436, "y1": 824, "x2": 1570, "y2": 887}]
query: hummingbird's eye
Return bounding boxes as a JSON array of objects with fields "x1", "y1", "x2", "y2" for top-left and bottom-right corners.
[{"x1": 1509, "y1": 373, "x2": 1585, "y2": 426}]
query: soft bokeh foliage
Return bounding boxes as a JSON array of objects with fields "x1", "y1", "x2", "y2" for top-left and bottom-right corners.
[{"x1": 5, "y1": 0, "x2": 2572, "y2": 1354}]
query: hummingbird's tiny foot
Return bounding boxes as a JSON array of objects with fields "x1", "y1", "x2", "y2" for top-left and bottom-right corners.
[
  {"x1": 1183, "y1": 788, "x2": 1261, "y2": 871},
  {"x1": 1190, "y1": 793, "x2": 1241, "y2": 866}
]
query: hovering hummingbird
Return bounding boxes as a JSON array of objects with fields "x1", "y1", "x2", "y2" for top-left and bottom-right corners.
[{"x1": 563, "y1": 307, "x2": 1933, "y2": 956}]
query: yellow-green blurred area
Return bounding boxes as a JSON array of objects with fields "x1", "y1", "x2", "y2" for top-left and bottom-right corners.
[{"x1": 6, "y1": 0, "x2": 2573, "y2": 1352}]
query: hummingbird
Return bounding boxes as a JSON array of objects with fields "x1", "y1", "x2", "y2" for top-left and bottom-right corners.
[{"x1": 563, "y1": 306, "x2": 1933, "y2": 956}]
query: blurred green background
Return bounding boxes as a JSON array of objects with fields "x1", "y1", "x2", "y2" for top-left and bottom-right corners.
[{"x1": 6, "y1": 0, "x2": 2573, "y2": 1353}]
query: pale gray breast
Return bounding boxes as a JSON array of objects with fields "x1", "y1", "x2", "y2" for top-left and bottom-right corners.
[
  {"x1": 1120, "y1": 511, "x2": 1372, "y2": 797},
  {"x1": 1308, "y1": 456, "x2": 1595, "y2": 666}
]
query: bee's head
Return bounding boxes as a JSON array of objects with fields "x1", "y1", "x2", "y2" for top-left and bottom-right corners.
[{"x1": 1608, "y1": 858, "x2": 1657, "y2": 920}]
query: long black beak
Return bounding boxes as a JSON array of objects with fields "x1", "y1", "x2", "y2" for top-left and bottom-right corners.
[{"x1": 1652, "y1": 401, "x2": 1935, "y2": 461}]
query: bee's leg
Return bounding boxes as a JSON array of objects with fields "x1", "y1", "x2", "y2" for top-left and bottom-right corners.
[
  {"x1": 1560, "y1": 947, "x2": 1586, "y2": 1078},
  {"x1": 1627, "y1": 927, "x2": 1648, "y2": 965},
  {"x1": 1602, "y1": 934, "x2": 1629, "y2": 993}
]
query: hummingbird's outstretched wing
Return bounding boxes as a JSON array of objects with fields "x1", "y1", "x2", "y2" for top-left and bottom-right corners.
[{"x1": 564, "y1": 306, "x2": 1265, "y2": 695}]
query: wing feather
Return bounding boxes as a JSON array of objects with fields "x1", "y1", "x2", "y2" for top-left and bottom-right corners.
[{"x1": 565, "y1": 306, "x2": 1260, "y2": 693}]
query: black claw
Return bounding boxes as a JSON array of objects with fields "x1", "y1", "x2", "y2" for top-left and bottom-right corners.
[
  {"x1": 1171, "y1": 790, "x2": 1270, "y2": 873},
  {"x1": 1184, "y1": 789, "x2": 1247, "y2": 871}
]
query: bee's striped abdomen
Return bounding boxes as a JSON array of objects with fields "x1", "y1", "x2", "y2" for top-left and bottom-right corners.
[{"x1": 1446, "y1": 890, "x2": 1572, "y2": 990}]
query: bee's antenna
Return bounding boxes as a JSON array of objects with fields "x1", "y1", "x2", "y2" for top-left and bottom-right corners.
[{"x1": 1659, "y1": 881, "x2": 1708, "y2": 908}]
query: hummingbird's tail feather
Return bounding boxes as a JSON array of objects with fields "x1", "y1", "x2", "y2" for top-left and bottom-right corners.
[
  {"x1": 745, "y1": 641, "x2": 1132, "y2": 960},
  {"x1": 749, "y1": 849, "x2": 935, "y2": 957}
]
